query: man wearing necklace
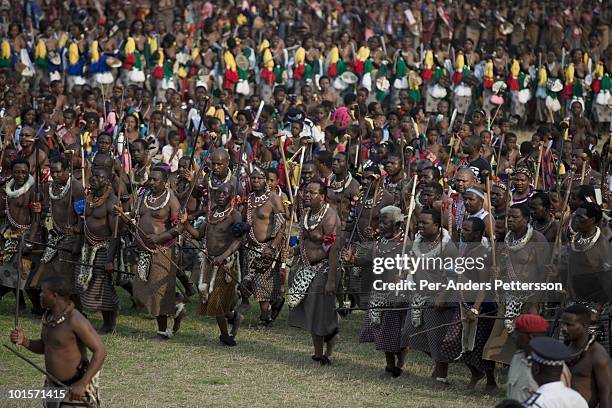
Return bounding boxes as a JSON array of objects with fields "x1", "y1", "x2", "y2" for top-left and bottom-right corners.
[
  {"x1": 0, "y1": 159, "x2": 42, "y2": 313},
  {"x1": 77, "y1": 166, "x2": 121, "y2": 334},
  {"x1": 243, "y1": 166, "x2": 287, "y2": 328},
  {"x1": 400, "y1": 209, "x2": 458, "y2": 386},
  {"x1": 91, "y1": 154, "x2": 131, "y2": 211},
  {"x1": 529, "y1": 193, "x2": 559, "y2": 243},
  {"x1": 295, "y1": 161, "x2": 320, "y2": 220},
  {"x1": 130, "y1": 138, "x2": 152, "y2": 193},
  {"x1": 490, "y1": 181, "x2": 509, "y2": 220},
  {"x1": 89, "y1": 133, "x2": 124, "y2": 183},
  {"x1": 182, "y1": 183, "x2": 244, "y2": 346},
  {"x1": 444, "y1": 167, "x2": 476, "y2": 242},
  {"x1": 344, "y1": 166, "x2": 394, "y2": 309},
  {"x1": 561, "y1": 304, "x2": 611, "y2": 408},
  {"x1": 202, "y1": 148, "x2": 241, "y2": 207},
  {"x1": 383, "y1": 154, "x2": 407, "y2": 207},
  {"x1": 483, "y1": 204, "x2": 550, "y2": 365},
  {"x1": 342, "y1": 206, "x2": 409, "y2": 377},
  {"x1": 462, "y1": 188, "x2": 492, "y2": 241},
  {"x1": 286, "y1": 180, "x2": 341, "y2": 365},
  {"x1": 564, "y1": 203, "x2": 611, "y2": 304},
  {"x1": 30, "y1": 157, "x2": 85, "y2": 306},
  {"x1": 130, "y1": 166, "x2": 185, "y2": 340},
  {"x1": 169, "y1": 156, "x2": 202, "y2": 299},
  {"x1": 171, "y1": 156, "x2": 202, "y2": 218},
  {"x1": 10, "y1": 276, "x2": 106, "y2": 407},
  {"x1": 444, "y1": 217, "x2": 498, "y2": 394},
  {"x1": 328, "y1": 153, "x2": 359, "y2": 227},
  {"x1": 17, "y1": 127, "x2": 49, "y2": 177}
]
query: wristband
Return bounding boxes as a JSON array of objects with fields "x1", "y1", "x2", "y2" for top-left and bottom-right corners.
[{"x1": 470, "y1": 308, "x2": 479, "y2": 315}]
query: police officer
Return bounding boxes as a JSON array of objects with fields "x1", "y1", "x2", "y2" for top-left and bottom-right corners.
[{"x1": 523, "y1": 337, "x2": 588, "y2": 408}]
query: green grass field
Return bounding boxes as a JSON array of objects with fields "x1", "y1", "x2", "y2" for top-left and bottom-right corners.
[{"x1": 0, "y1": 290, "x2": 508, "y2": 408}]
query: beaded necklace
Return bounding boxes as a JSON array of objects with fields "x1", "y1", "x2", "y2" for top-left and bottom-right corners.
[{"x1": 302, "y1": 203, "x2": 329, "y2": 231}]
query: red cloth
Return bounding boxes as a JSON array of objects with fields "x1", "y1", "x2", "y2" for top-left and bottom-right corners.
[
  {"x1": 327, "y1": 63, "x2": 337, "y2": 78},
  {"x1": 507, "y1": 76, "x2": 519, "y2": 91},
  {"x1": 223, "y1": 69, "x2": 238, "y2": 90},
  {"x1": 293, "y1": 64, "x2": 305, "y2": 80},
  {"x1": 261, "y1": 68, "x2": 275, "y2": 85},
  {"x1": 514, "y1": 313, "x2": 548, "y2": 333},
  {"x1": 152, "y1": 66, "x2": 163, "y2": 79},
  {"x1": 123, "y1": 53, "x2": 135, "y2": 70},
  {"x1": 421, "y1": 68, "x2": 432, "y2": 81},
  {"x1": 451, "y1": 70, "x2": 462, "y2": 85},
  {"x1": 350, "y1": 59, "x2": 364, "y2": 75}
]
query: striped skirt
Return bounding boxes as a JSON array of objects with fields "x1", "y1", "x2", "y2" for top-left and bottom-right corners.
[{"x1": 79, "y1": 247, "x2": 119, "y2": 312}]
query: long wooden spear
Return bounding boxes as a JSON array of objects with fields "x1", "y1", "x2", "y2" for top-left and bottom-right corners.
[{"x1": 3, "y1": 344, "x2": 68, "y2": 387}]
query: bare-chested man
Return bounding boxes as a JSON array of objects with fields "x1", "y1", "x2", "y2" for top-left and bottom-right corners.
[
  {"x1": 171, "y1": 156, "x2": 202, "y2": 218},
  {"x1": 169, "y1": 156, "x2": 202, "y2": 298},
  {"x1": 129, "y1": 166, "x2": 184, "y2": 340},
  {"x1": 383, "y1": 154, "x2": 407, "y2": 207},
  {"x1": 30, "y1": 157, "x2": 85, "y2": 306},
  {"x1": 328, "y1": 153, "x2": 360, "y2": 226},
  {"x1": 129, "y1": 138, "x2": 152, "y2": 193},
  {"x1": 561, "y1": 304, "x2": 611, "y2": 408},
  {"x1": 243, "y1": 166, "x2": 287, "y2": 328},
  {"x1": 528, "y1": 192, "x2": 559, "y2": 243},
  {"x1": 286, "y1": 181, "x2": 341, "y2": 365},
  {"x1": 344, "y1": 166, "x2": 394, "y2": 309},
  {"x1": 182, "y1": 183, "x2": 243, "y2": 346},
  {"x1": 17, "y1": 127, "x2": 49, "y2": 177},
  {"x1": 90, "y1": 133, "x2": 127, "y2": 189},
  {"x1": 202, "y1": 148, "x2": 242, "y2": 206},
  {"x1": 295, "y1": 161, "x2": 320, "y2": 219},
  {"x1": 10, "y1": 276, "x2": 106, "y2": 407},
  {"x1": 0, "y1": 159, "x2": 43, "y2": 314},
  {"x1": 77, "y1": 166, "x2": 120, "y2": 334}
]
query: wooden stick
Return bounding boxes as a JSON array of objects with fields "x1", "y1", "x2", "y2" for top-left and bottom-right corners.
[
  {"x1": 14, "y1": 235, "x2": 24, "y2": 328},
  {"x1": 534, "y1": 143, "x2": 543, "y2": 190},
  {"x1": 400, "y1": 174, "x2": 418, "y2": 259},
  {"x1": 496, "y1": 133, "x2": 506, "y2": 170},
  {"x1": 278, "y1": 135, "x2": 295, "y2": 204},
  {"x1": 365, "y1": 178, "x2": 381, "y2": 235},
  {"x1": 485, "y1": 176, "x2": 497, "y2": 267},
  {"x1": 3, "y1": 344, "x2": 68, "y2": 387},
  {"x1": 79, "y1": 132, "x2": 86, "y2": 189},
  {"x1": 579, "y1": 153, "x2": 588, "y2": 185},
  {"x1": 280, "y1": 147, "x2": 306, "y2": 276},
  {"x1": 553, "y1": 171, "x2": 574, "y2": 250}
]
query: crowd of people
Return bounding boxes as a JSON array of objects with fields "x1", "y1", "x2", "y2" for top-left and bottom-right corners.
[{"x1": 0, "y1": 0, "x2": 610, "y2": 407}]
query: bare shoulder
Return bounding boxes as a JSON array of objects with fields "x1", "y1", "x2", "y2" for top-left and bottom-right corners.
[
  {"x1": 68, "y1": 309, "x2": 95, "y2": 331},
  {"x1": 323, "y1": 205, "x2": 341, "y2": 231},
  {"x1": 270, "y1": 192, "x2": 285, "y2": 211},
  {"x1": 590, "y1": 341, "x2": 612, "y2": 364}
]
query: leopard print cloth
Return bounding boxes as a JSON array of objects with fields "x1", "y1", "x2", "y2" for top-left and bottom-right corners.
[{"x1": 76, "y1": 242, "x2": 109, "y2": 292}]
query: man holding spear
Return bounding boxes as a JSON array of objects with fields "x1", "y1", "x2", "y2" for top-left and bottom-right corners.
[
  {"x1": 9, "y1": 276, "x2": 107, "y2": 407},
  {"x1": 243, "y1": 166, "x2": 287, "y2": 329}
]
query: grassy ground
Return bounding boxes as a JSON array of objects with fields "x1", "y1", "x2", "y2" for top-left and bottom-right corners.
[{"x1": 0, "y1": 290, "x2": 508, "y2": 408}]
